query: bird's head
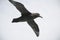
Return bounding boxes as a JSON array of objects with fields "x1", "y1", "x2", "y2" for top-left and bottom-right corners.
[{"x1": 32, "y1": 13, "x2": 43, "y2": 18}]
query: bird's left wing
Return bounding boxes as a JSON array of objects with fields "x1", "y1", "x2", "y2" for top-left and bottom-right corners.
[
  {"x1": 27, "y1": 20, "x2": 39, "y2": 37},
  {"x1": 9, "y1": 0, "x2": 31, "y2": 16}
]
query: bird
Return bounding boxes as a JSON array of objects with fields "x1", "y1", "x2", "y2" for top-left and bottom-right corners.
[{"x1": 9, "y1": 0, "x2": 43, "y2": 37}]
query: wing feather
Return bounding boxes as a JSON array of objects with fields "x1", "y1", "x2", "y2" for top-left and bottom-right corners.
[
  {"x1": 27, "y1": 20, "x2": 39, "y2": 37},
  {"x1": 9, "y1": 0, "x2": 31, "y2": 15}
]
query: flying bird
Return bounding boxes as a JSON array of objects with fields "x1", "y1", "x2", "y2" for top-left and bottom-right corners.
[{"x1": 9, "y1": 0, "x2": 43, "y2": 37}]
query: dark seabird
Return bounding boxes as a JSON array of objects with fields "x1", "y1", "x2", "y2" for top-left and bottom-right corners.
[{"x1": 9, "y1": 0, "x2": 43, "y2": 37}]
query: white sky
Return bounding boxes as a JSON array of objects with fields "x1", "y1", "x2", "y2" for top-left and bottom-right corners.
[{"x1": 0, "y1": 0, "x2": 60, "y2": 40}]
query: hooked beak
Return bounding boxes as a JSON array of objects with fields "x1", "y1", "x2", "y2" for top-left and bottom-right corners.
[{"x1": 39, "y1": 16, "x2": 43, "y2": 18}]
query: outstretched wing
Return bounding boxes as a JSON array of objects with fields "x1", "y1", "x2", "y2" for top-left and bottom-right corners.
[
  {"x1": 27, "y1": 20, "x2": 39, "y2": 37},
  {"x1": 9, "y1": 0, "x2": 31, "y2": 16}
]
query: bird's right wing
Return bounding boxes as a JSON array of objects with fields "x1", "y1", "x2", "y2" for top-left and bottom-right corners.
[
  {"x1": 27, "y1": 20, "x2": 39, "y2": 37},
  {"x1": 9, "y1": 0, "x2": 31, "y2": 16}
]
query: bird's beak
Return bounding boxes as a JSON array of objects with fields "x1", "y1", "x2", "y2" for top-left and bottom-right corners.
[{"x1": 39, "y1": 16, "x2": 43, "y2": 18}]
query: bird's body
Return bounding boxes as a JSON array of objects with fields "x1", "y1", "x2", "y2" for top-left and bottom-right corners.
[
  {"x1": 13, "y1": 13, "x2": 40, "y2": 22},
  {"x1": 9, "y1": 0, "x2": 43, "y2": 37}
]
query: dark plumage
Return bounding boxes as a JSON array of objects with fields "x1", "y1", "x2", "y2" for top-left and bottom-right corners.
[{"x1": 9, "y1": 0, "x2": 43, "y2": 37}]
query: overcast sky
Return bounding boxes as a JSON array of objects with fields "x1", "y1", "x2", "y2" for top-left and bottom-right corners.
[{"x1": 0, "y1": 0, "x2": 60, "y2": 40}]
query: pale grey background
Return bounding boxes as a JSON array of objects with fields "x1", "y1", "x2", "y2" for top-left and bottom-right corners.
[{"x1": 0, "y1": 0, "x2": 60, "y2": 40}]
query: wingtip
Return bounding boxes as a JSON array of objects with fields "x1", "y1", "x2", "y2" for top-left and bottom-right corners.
[
  {"x1": 37, "y1": 33, "x2": 39, "y2": 37},
  {"x1": 9, "y1": 0, "x2": 14, "y2": 3},
  {"x1": 9, "y1": 0, "x2": 12, "y2": 2},
  {"x1": 35, "y1": 31, "x2": 39, "y2": 37}
]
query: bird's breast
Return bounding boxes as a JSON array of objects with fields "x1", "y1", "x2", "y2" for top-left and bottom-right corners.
[{"x1": 21, "y1": 16, "x2": 33, "y2": 21}]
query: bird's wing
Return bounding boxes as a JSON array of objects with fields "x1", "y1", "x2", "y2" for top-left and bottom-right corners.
[
  {"x1": 9, "y1": 0, "x2": 31, "y2": 16},
  {"x1": 27, "y1": 20, "x2": 39, "y2": 37}
]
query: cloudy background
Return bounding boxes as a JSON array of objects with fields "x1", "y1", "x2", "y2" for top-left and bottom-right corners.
[{"x1": 0, "y1": 0, "x2": 60, "y2": 40}]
